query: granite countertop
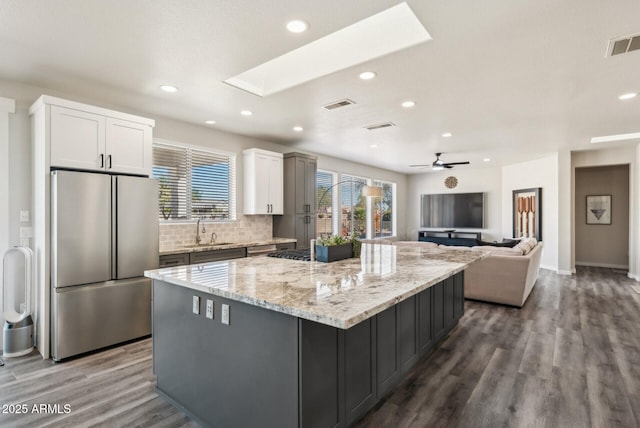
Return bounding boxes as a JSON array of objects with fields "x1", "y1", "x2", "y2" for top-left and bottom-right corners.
[
  {"x1": 159, "y1": 237, "x2": 297, "y2": 256},
  {"x1": 146, "y1": 243, "x2": 486, "y2": 329}
]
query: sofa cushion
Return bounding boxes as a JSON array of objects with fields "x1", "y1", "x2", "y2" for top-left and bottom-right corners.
[{"x1": 472, "y1": 245, "x2": 524, "y2": 255}]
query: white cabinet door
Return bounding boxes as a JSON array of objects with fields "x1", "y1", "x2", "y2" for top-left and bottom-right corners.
[
  {"x1": 50, "y1": 106, "x2": 106, "y2": 171},
  {"x1": 243, "y1": 149, "x2": 284, "y2": 215},
  {"x1": 268, "y1": 155, "x2": 283, "y2": 214},
  {"x1": 105, "y1": 118, "x2": 152, "y2": 175},
  {"x1": 252, "y1": 153, "x2": 272, "y2": 214}
]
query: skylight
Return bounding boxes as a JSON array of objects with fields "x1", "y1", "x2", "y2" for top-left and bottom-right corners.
[{"x1": 224, "y1": 2, "x2": 431, "y2": 96}]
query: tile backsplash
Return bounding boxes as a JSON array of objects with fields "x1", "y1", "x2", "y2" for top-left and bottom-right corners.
[{"x1": 159, "y1": 215, "x2": 273, "y2": 252}]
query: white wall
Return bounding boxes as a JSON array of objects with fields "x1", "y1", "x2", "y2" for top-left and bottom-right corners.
[
  {"x1": 407, "y1": 167, "x2": 502, "y2": 241},
  {"x1": 0, "y1": 97, "x2": 16, "y2": 346},
  {"x1": 502, "y1": 154, "x2": 559, "y2": 272}
]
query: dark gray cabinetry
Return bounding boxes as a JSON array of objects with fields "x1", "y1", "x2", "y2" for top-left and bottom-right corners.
[
  {"x1": 275, "y1": 242, "x2": 296, "y2": 251},
  {"x1": 189, "y1": 247, "x2": 246, "y2": 264},
  {"x1": 158, "y1": 253, "x2": 190, "y2": 268},
  {"x1": 273, "y1": 152, "x2": 317, "y2": 249},
  {"x1": 152, "y1": 272, "x2": 464, "y2": 428}
]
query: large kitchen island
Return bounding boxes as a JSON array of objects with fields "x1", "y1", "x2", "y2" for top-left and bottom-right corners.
[{"x1": 144, "y1": 243, "x2": 485, "y2": 428}]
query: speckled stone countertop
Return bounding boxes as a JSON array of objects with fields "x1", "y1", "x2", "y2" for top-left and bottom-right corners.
[
  {"x1": 159, "y1": 237, "x2": 297, "y2": 256},
  {"x1": 145, "y1": 243, "x2": 486, "y2": 329}
]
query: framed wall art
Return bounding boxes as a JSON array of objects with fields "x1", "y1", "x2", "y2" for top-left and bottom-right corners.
[
  {"x1": 586, "y1": 195, "x2": 611, "y2": 225},
  {"x1": 512, "y1": 187, "x2": 542, "y2": 240}
]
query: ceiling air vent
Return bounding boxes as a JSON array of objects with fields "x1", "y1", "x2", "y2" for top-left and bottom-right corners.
[
  {"x1": 323, "y1": 99, "x2": 356, "y2": 110},
  {"x1": 607, "y1": 33, "x2": 640, "y2": 57},
  {"x1": 364, "y1": 122, "x2": 395, "y2": 130}
]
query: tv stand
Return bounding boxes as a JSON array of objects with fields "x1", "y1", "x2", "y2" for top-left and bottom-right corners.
[{"x1": 418, "y1": 230, "x2": 481, "y2": 247}]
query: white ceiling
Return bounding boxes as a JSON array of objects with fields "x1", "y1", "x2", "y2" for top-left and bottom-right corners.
[{"x1": 1, "y1": 0, "x2": 639, "y2": 173}]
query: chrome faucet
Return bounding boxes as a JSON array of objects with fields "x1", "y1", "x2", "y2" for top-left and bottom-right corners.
[
  {"x1": 210, "y1": 232, "x2": 217, "y2": 244},
  {"x1": 195, "y1": 219, "x2": 202, "y2": 245}
]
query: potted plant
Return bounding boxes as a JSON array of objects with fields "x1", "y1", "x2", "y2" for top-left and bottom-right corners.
[{"x1": 315, "y1": 235, "x2": 353, "y2": 262}]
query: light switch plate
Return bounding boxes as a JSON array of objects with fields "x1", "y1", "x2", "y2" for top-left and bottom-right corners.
[
  {"x1": 193, "y1": 296, "x2": 200, "y2": 315},
  {"x1": 221, "y1": 304, "x2": 230, "y2": 325},
  {"x1": 206, "y1": 300, "x2": 214, "y2": 319}
]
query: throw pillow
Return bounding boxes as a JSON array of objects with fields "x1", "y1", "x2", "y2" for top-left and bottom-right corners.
[{"x1": 515, "y1": 240, "x2": 533, "y2": 255}]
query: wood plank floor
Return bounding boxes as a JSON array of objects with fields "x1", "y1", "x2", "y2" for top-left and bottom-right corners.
[{"x1": 1, "y1": 266, "x2": 639, "y2": 427}]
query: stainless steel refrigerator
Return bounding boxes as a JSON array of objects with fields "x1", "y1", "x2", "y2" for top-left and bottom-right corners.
[{"x1": 50, "y1": 170, "x2": 158, "y2": 361}]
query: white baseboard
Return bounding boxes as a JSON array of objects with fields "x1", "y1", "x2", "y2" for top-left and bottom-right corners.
[
  {"x1": 628, "y1": 273, "x2": 640, "y2": 282},
  {"x1": 556, "y1": 269, "x2": 574, "y2": 276},
  {"x1": 575, "y1": 262, "x2": 629, "y2": 270}
]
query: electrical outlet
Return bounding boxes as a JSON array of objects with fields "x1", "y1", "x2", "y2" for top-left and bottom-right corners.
[
  {"x1": 192, "y1": 296, "x2": 200, "y2": 315},
  {"x1": 221, "y1": 304, "x2": 230, "y2": 325},
  {"x1": 19, "y1": 227, "x2": 33, "y2": 238},
  {"x1": 20, "y1": 210, "x2": 29, "y2": 222},
  {"x1": 206, "y1": 300, "x2": 214, "y2": 319}
]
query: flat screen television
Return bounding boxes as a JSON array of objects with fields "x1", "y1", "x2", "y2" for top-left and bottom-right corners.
[{"x1": 420, "y1": 192, "x2": 484, "y2": 229}]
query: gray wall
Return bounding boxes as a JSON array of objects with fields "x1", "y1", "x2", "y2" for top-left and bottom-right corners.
[{"x1": 575, "y1": 164, "x2": 630, "y2": 269}]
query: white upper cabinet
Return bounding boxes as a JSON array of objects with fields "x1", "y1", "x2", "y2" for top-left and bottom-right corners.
[
  {"x1": 50, "y1": 106, "x2": 106, "y2": 171},
  {"x1": 36, "y1": 96, "x2": 154, "y2": 176},
  {"x1": 105, "y1": 117, "x2": 152, "y2": 175},
  {"x1": 243, "y1": 149, "x2": 283, "y2": 215}
]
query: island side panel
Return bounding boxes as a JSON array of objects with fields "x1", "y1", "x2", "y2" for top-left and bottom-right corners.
[{"x1": 152, "y1": 280, "x2": 299, "y2": 428}]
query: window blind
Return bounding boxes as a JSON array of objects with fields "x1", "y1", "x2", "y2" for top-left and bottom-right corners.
[
  {"x1": 152, "y1": 142, "x2": 236, "y2": 221},
  {"x1": 316, "y1": 170, "x2": 335, "y2": 237}
]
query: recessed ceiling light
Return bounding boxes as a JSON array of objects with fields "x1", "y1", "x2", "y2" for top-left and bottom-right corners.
[
  {"x1": 441, "y1": 132, "x2": 452, "y2": 138},
  {"x1": 483, "y1": 158, "x2": 491, "y2": 162},
  {"x1": 204, "y1": 120, "x2": 216, "y2": 125},
  {"x1": 240, "y1": 110, "x2": 253, "y2": 116},
  {"x1": 401, "y1": 101, "x2": 415, "y2": 108},
  {"x1": 370, "y1": 144, "x2": 378, "y2": 148},
  {"x1": 293, "y1": 126, "x2": 304, "y2": 132},
  {"x1": 359, "y1": 71, "x2": 377, "y2": 80},
  {"x1": 619, "y1": 92, "x2": 637, "y2": 100},
  {"x1": 286, "y1": 19, "x2": 309, "y2": 33},
  {"x1": 159, "y1": 85, "x2": 178, "y2": 93}
]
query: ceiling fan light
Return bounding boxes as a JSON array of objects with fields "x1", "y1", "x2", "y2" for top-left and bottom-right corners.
[{"x1": 432, "y1": 165, "x2": 444, "y2": 171}]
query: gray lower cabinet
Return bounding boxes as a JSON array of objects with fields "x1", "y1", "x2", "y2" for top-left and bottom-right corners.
[
  {"x1": 152, "y1": 272, "x2": 464, "y2": 428},
  {"x1": 189, "y1": 247, "x2": 246, "y2": 264},
  {"x1": 158, "y1": 253, "x2": 190, "y2": 268},
  {"x1": 276, "y1": 242, "x2": 296, "y2": 251}
]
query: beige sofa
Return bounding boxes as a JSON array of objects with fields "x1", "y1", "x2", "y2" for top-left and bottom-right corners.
[
  {"x1": 377, "y1": 238, "x2": 542, "y2": 307},
  {"x1": 463, "y1": 240, "x2": 543, "y2": 307}
]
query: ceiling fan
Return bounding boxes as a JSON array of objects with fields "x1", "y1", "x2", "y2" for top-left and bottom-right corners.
[{"x1": 410, "y1": 153, "x2": 470, "y2": 170}]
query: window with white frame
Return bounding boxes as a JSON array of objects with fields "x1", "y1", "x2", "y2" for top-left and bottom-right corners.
[
  {"x1": 340, "y1": 174, "x2": 368, "y2": 238},
  {"x1": 316, "y1": 170, "x2": 336, "y2": 238},
  {"x1": 152, "y1": 142, "x2": 236, "y2": 221},
  {"x1": 373, "y1": 180, "x2": 396, "y2": 238}
]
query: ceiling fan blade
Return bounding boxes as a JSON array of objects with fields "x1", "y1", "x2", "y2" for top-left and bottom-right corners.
[
  {"x1": 409, "y1": 164, "x2": 430, "y2": 167},
  {"x1": 443, "y1": 164, "x2": 453, "y2": 168},
  {"x1": 443, "y1": 161, "x2": 470, "y2": 166}
]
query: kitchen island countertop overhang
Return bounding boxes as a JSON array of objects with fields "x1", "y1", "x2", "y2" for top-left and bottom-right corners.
[{"x1": 145, "y1": 243, "x2": 487, "y2": 329}]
